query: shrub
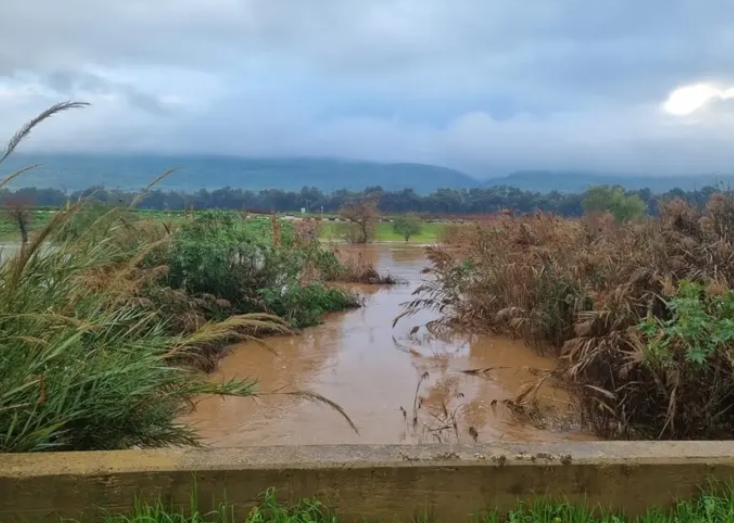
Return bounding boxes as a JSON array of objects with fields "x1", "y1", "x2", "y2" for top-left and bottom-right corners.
[
  {"x1": 315, "y1": 245, "x2": 398, "y2": 285},
  {"x1": 392, "y1": 214, "x2": 423, "y2": 242},
  {"x1": 337, "y1": 199, "x2": 378, "y2": 243},
  {"x1": 406, "y1": 195, "x2": 734, "y2": 439},
  {"x1": 164, "y1": 210, "x2": 359, "y2": 328},
  {"x1": 261, "y1": 283, "x2": 360, "y2": 329},
  {"x1": 583, "y1": 185, "x2": 647, "y2": 222}
]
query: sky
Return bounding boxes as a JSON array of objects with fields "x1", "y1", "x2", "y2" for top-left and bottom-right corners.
[{"x1": 1, "y1": 0, "x2": 734, "y2": 177}]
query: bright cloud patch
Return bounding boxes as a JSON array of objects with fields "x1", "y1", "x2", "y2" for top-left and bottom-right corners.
[{"x1": 663, "y1": 83, "x2": 734, "y2": 116}]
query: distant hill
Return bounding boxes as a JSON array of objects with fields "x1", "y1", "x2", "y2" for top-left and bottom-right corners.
[
  {"x1": 485, "y1": 171, "x2": 734, "y2": 193},
  {"x1": 0, "y1": 154, "x2": 479, "y2": 194},
  {"x1": 3, "y1": 154, "x2": 733, "y2": 195}
]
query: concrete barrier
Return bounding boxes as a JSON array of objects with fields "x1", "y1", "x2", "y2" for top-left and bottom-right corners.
[{"x1": 3, "y1": 442, "x2": 734, "y2": 522}]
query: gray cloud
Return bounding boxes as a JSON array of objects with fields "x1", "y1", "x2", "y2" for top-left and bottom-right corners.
[
  {"x1": 43, "y1": 70, "x2": 171, "y2": 115},
  {"x1": 0, "y1": 0, "x2": 734, "y2": 176}
]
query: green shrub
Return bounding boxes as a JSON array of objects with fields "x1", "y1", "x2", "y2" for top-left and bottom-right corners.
[
  {"x1": 164, "y1": 210, "x2": 358, "y2": 327},
  {"x1": 392, "y1": 214, "x2": 423, "y2": 242},
  {"x1": 637, "y1": 280, "x2": 734, "y2": 367},
  {"x1": 261, "y1": 283, "x2": 360, "y2": 329}
]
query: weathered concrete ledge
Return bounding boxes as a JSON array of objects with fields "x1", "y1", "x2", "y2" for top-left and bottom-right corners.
[{"x1": 3, "y1": 442, "x2": 734, "y2": 522}]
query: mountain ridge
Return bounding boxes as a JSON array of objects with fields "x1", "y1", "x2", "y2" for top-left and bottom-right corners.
[
  {"x1": 2, "y1": 154, "x2": 732, "y2": 194},
  {"x1": 0, "y1": 154, "x2": 478, "y2": 194}
]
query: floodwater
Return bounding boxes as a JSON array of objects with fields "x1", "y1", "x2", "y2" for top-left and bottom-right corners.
[
  {"x1": 0, "y1": 242, "x2": 21, "y2": 261},
  {"x1": 184, "y1": 244, "x2": 596, "y2": 445}
]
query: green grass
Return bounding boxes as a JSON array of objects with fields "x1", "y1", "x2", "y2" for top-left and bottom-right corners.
[
  {"x1": 60, "y1": 488, "x2": 734, "y2": 523},
  {"x1": 0, "y1": 212, "x2": 271, "y2": 243},
  {"x1": 320, "y1": 221, "x2": 444, "y2": 243},
  {"x1": 0, "y1": 211, "x2": 446, "y2": 244},
  {"x1": 0, "y1": 210, "x2": 52, "y2": 241}
]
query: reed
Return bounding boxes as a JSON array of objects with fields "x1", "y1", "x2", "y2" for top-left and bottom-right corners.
[
  {"x1": 0, "y1": 104, "x2": 356, "y2": 452},
  {"x1": 406, "y1": 199, "x2": 734, "y2": 439}
]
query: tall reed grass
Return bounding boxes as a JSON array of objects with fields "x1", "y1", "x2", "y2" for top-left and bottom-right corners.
[
  {"x1": 405, "y1": 199, "x2": 734, "y2": 439},
  {"x1": 0, "y1": 103, "x2": 356, "y2": 452}
]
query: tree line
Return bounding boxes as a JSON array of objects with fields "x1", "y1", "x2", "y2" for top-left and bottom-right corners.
[{"x1": 0, "y1": 183, "x2": 727, "y2": 217}]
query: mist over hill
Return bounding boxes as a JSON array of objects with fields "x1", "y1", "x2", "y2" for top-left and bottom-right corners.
[
  {"x1": 2, "y1": 154, "x2": 732, "y2": 195},
  {"x1": 1, "y1": 154, "x2": 478, "y2": 194}
]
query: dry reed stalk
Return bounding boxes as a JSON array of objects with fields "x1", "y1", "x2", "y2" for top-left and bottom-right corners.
[
  {"x1": 271, "y1": 212, "x2": 281, "y2": 247},
  {"x1": 405, "y1": 200, "x2": 734, "y2": 440}
]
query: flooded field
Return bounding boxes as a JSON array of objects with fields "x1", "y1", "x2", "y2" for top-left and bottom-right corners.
[{"x1": 184, "y1": 244, "x2": 595, "y2": 445}]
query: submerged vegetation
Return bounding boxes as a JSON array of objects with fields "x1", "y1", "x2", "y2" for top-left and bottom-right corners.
[
  {"x1": 0, "y1": 103, "x2": 374, "y2": 453},
  {"x1": 405, "y1": 195, "x2": 734, "y2": 439},
  {"x1": 160, "y1": 209, "x2": 364, "y2": 329}
]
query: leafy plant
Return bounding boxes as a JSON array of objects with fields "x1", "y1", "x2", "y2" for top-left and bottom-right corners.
[
  {"x1": 392, "y1": 214, "x2": 423, "y2": 242},
  {"x1": 583, "y1": 185, "x2": 647, "y2": 222},
  {"x1": 163, "y1": 209, "x2": 360, "y2": 329},
  {"x1": 637, "y1": 281, "x2": 734, "y2": 367},
  {"x1": 261, "y1": 283, "x2": 360, "y2": 329}
]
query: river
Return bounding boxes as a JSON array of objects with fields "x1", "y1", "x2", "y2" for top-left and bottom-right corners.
[{"x1": 183, "y1": 243, "x2": 595, "y2": 445}]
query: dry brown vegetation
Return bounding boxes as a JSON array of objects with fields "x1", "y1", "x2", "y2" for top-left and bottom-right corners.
[
  {"x1": 403, "y1": 195, "x2": 734, "y2": 439},
  {"x1": 337, "y1": 199, "x2": 378, "y2": 244},
  {"x1": 323, "y1": 244, "x2": 400, "y2": 284}
]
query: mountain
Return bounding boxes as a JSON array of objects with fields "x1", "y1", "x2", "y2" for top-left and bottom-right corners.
[
  {"x1": 485, "y1": 171, "x2": 734, "y2": 193},
  {"x1": 0, "y1": 154, "x2": 479, "y2": 194},
  {"x1": 4, "y1": 154, "x2": 732, "y2": 194}
]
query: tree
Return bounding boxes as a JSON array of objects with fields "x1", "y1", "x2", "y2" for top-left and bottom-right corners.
[
  {"x1": 2, "y1": 195, "x2": 33, "y2": 245},
  {"x1": 392, "y1": 214, "x2": 423, "y2": 242},
  {"x1": 0, "y1": 181, "x2": 726, "y2": 219},
  {"x1": 337, "y1": 198, "x2": 378, "y2": 243},
  {"x1": 583, "y1": 185, "x2": 647, "y2": 222}
]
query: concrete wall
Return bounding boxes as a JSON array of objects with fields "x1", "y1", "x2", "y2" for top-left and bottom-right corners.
[{"x1": 3, "y1": 442, "x2": 734, "y2": 522}]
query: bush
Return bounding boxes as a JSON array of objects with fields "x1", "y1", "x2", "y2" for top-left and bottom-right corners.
[
  {"x1": 407, "y1": 194, "x2": 734, "y2": 439},
  {"x1": 0, "y1": 103, "x2": 356, "y2": 452},
  {"x1": 583, "y1": 185, "x2": 647, "y2": 222},
  {"x1": 163, "y1": 210, "x2": 359, "y2": 328},
  {"x1": 392, "y1": 214, "x2": 423, "y2": 242},
  {"x1": 261, "y1": 283, "x2": 360, "y2": 329}
]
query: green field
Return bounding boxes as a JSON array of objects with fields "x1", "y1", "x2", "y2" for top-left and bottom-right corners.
[
  {"x1": 0, "y1": 209, "x2": 446, "y2": 244},
  {"x1": 320, "y1": 221, "x2": 444, "y2": 243}
]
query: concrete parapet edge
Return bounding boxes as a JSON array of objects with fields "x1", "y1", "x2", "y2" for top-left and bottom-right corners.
[{"x1": 2, "y1": 442, "x2": 734, "y2": 522}]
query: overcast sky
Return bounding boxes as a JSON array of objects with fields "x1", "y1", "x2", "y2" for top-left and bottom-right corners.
[{"x1": 1, "y1": 0, "x2": 733, "y2": 177}]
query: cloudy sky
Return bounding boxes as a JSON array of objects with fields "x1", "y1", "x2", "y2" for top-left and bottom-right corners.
[{"x1": 1, "y1": 0, "x2": 733, "y2": 177}]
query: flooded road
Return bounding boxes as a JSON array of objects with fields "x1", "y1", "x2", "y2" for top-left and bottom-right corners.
[{"x1": 184, "y1": 244, "x2": 595, "y2": 445}]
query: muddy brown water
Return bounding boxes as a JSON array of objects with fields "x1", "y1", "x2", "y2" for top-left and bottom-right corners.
[{"x1": 184, "y1": 244, "x2": 596, "y2": 445}]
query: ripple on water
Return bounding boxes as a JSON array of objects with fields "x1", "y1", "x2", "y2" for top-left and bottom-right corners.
[{"x1": 183, "y1": 244, "x2": 596, "y2": 445}]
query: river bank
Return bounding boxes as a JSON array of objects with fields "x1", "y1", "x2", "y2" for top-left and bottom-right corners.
[{"x1": 183, "y1": 244, "x2": 594, "y2": 444}]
